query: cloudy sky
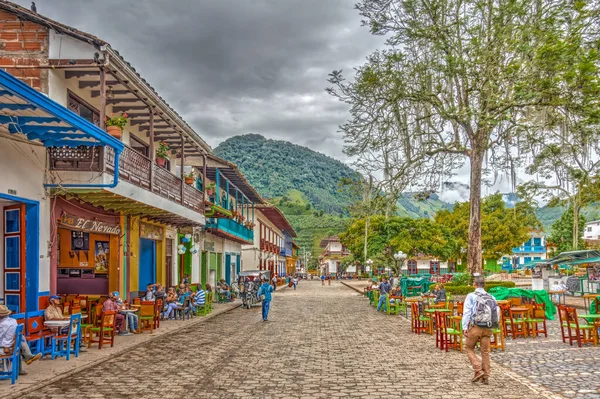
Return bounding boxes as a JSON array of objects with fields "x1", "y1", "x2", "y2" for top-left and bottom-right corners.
[{"x1": 18, "y1": 0, "x2": 385, "y2": 160}]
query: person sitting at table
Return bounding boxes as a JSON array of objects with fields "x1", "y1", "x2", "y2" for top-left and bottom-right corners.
[
  {"x1": 103, "y1": 291, "x2": 125, "y2": 335},
  {"x1": 218, "y1": 279, "x2": 232, "y2": 301},
  {"x1": 163, "y1": 288, "x2": 180, "y2": 320},
  {"x1": 193, "y1": 284, "x2": 206, "y2": 308},
  {"x1": 434, "y1": 284, "x2": 447, "y2": 304},
  {"x1": 115, "y1": 293, "x2": 139, "y2": 334},
  {"x1": 0, "y1": 305, "x2": 42, "y2": 375},
  {"x1": 551, "y1": 281, "x2": 567, "y2": 301},
  {"x1": 44, "y1": 295, "x2": 69, "y2": 334},
  {"x1": 154, "y1": 284, "x2": 166, "y2": 301},
  {"x1": 144, "y1": 283, "x2": 156, "y2": 301}
]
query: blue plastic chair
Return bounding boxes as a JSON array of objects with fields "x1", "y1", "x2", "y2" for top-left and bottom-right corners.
[
  {"x1": 51, "y1": 314, "x2": 81, "y2": 360},
  {"x1": 0, "y1": 324, "x2": 24, "y2": 384}
]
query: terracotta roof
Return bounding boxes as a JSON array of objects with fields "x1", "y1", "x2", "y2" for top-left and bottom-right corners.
[
  {"x1": 256, "y1": 205, "x2": 296, "y2": 237},
  {"x1": 0, "y1": 0, "x2": 211, "y2": 153}
]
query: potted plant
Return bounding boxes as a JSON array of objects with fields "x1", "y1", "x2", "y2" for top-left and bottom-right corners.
[
  {"x1": 184, "y1": 170, "x2": 195, "y2": 185},
  {"x1": 231, "y1": 209, "x2": 238, "y2": 218},
  {"x1": 206, "y1": 181, "x2": 216, "y2": 196},
  {"x1": 155, "y1": 141, "x2": 170, "y2": 167},
  {"x1": 105, "y1": 113, "x2": 128, "y2": 139}
]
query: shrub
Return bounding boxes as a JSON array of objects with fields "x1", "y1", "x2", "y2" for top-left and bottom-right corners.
[
  {"x1": 451, "y1": 272, "x2": 473, "y2": 286},
  {"x1": 444, "y1": 281, "x2": 515, "y2": 295}
]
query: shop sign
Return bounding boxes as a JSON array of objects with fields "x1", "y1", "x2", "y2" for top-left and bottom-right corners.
[
  {"x1": 59, "y1": 212, "x2": 121, "y2": 235},
  {"x1": 204, "y1": 241, "x2": 214, "y2": 251},
  {"x1": 140, "y1": 222, "x2": 164, "y2": 240}
]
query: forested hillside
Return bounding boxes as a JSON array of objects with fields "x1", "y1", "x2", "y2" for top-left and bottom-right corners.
[{"x1": 214, "y1": 134, "x2": 360, "y2": 214}]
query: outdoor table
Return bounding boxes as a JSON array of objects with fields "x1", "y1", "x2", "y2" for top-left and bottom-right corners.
[
  {"x1": 44, "y1": 320, "x2": 70, "y2": 334},
  {"x1": 120, "y1": 309, "x2": 138, "y2": 333},
  {"x1": 424, "y1": 308, "x2": 452, "y2": 314},
  {"x1": 404, "y1": 297, "x2": 420, "y2": 317},
  {"x1": 510, "y1": 307, "x2": 528, "y2": 312},
  {"x1": 496, "y1": 300, "x2": 510, "y2": 305},
  {"x1": 548, "y1": 290, "x2": 567, "y2": 306}
]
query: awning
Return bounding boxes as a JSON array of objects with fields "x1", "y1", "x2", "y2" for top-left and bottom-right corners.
[
  {"x1": 0, "y1": 68, "x2": 124, "y2": 150},
  {"x1": 562, "y1": 256, "x2": 600, "y2": 266},
  {"x1": 518, "y1": 259, "x2": 546, "y2": 269}
]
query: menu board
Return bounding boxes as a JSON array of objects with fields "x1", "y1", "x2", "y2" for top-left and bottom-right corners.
[
  {"x1": 567, "y1": 276, "x2": 581, "y2": 292},
  {"x1": 588, "y1": 265, "x2": 600, "y2": 282},
  {"x1": 94, "y1": 241, "x2": 109, "y2": 274}
]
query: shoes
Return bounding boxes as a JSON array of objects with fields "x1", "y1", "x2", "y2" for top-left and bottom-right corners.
[
  {"x1": 19, "y1": 370, "x2": 28, "y2": 376},
  {"x1": 471, "y1": 371, "x2": 485, "y2": 383},
  {"x1": 25, "y1": 353, "x2": 42, "y2": 365},
  {"x1": 131, "y1": 330, "x2": 139, "y2": 334},
  {"x1": 482, "y1": 377, "x2": 489, "y2": 385},
  {"x1": 263, "y1": 319, "x2": 268, "y2": 322}
]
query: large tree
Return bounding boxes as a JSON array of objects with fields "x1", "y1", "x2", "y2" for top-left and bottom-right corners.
[
  {"x1": 328, "y1": 0, "x2": 571, "y2": 273},
  {"x1": 548, "y1": 206, "x2": 587, "y2": 254}
]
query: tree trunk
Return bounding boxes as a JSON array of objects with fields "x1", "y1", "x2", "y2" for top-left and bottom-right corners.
[
  {"x1": 467, "y1": 148, "x2": 485, "y2": 275},
  {"x1": 572, "y1": 195, "x2": 580, "y2": 250}
]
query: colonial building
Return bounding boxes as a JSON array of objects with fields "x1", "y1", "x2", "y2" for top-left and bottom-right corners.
[{"x1": 318, "y1": 236, "x2": 349, "y2": 275}]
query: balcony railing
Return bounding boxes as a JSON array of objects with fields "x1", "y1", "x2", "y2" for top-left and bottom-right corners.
[
  {"x1": 280, "y1": 247, "x2": 292, "y2": 257},
  {"x1": 48, "y1": 146, "x2": 204, "y2": 214},
  {"x1": 512, "y1": 245, "x2": 546, "y2": 253},
  {"x1": 206, "y1": 218, "x2": 254, "y2": 243}
]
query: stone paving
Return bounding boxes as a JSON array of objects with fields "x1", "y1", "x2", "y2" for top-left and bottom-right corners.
[{"x1": 7, "y1": 280, "x2": 575, "y2": 399}]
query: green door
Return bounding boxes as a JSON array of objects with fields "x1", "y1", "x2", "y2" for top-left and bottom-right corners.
[{"x1": 201, "y1": 251, "x2": 208, "y2": 287}]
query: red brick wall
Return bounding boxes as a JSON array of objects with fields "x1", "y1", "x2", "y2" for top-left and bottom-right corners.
[{"x1": 0, "y1": 10, "x2": 49, "y2": 92}]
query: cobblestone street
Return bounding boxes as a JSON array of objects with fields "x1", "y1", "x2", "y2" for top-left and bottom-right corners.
[{"x1": 14, "y1": 281, "x2": 590, "y2": 399}]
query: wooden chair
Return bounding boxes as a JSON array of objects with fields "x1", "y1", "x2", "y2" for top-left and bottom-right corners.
[
  {"x1": 435, "y1": 311, "x2": 462, "y2": 352},
  {"x1": 70, "y1": 306, "x2": 81, "y2": 315},
  {"x1": 499, "y1": 303, "x2": 512, "y2": 338},
  {"x1": 411, "y1": 303, "x2": 430, "y2": 335},
  {"x1": 386, "y1": 294, "x2": 400, "y2": 316},
  {"x1": 154, "y1": 299, "x2": 163, "y2": 328},
  {"x1": 139, "y1": 301, "x2": 155, "y2": 334},
  {"x1": 563, "y1": 306, "x2": 596, "y2": 347},
  {"x1": 0, "y1": 324, "x2": 24, "y2": 384},
  {"x1": 88, "y1": 310, "x2": 116, "y2": 349},
  {"x1": 490, "y1": 317, "x2": 505, "y2": 351},
  {"x1": 557, "y1": 305, "x2": 569, "y2": 343},
  {"x1": 456, "y1": 301, "x2": 464, "y2": 316},
  {"x1": 51, "y1": 314, "x2": 81, "y2": 360},
  {"x1": 25, "y1": 314, "x2": 54, "y2": 356},
  {"x1": 509, "y1": 297, "x2": 522, "y2": 307},
  {"x1": 207, "y1": 292, "x2": 214, "y2": 313},
  {"x1": 526, "y1": 303, "x2": 548, "y2": 338},
  {"x1": 61, "y1": 302, "x2": 71, "y2": 316},
  {"x1": 508, "y1": 308, "x2": 528, "y2": 339}
]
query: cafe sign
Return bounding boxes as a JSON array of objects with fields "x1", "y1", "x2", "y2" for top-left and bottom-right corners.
[
  {"x1": 204, "y1": 241, "x2": 214, "y2": 252},
  {"x1": 59, "y1": 213, "x2": 121, "y2": 235},
  {"x1": 140, "y1": 222, "x2": 164, "y2": 241}
]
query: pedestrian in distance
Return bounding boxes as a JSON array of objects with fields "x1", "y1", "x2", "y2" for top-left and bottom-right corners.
[
  {"x1": 321, "y1": 274, "x2": 325, "y2": 286},
  {"x1": 257, "y1": 277, "x2": 274, "y2": 321},
  {"x1": 293, "y1": 276, "x2": 298, "y2": 290},
  {"x1": 327, "y1": 275, "x2": 331, "y2": 286},
  {"x1": 461, "y1": 275, "x2": 500, "y2": 385},
  {"x1": 376, "y1": 276, "x2": 391, "y2": 312},
  {"x1": 272, "y1": 275, "x2": 277, "y2": 291}
]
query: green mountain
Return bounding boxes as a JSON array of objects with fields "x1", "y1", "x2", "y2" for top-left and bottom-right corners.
[
  {"x1": 214, "y1": 134, "x2": 360, "y2": 214},
  {"x1": 397, "y1": 192, "x2": 453, "y2": 219},
  {"x1": 537, "y1": 204, "x2": 600, "y2": 233}
]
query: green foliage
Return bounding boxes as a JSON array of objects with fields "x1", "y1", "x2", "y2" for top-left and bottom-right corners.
[
  {"x1": 451, "y1": 272, "x2": 473, "y2": 286},
  {"x1": 548, "y1": 206, "x2": 586, "y2": 254},
  {"x1": 445, "y1": 281, "x2": 516, "y2": 295},
  {"x1": 214, "y1": 134, "x2": 361, "y2": 215}
]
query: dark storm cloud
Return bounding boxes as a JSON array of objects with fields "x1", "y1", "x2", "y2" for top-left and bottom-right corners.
[{"x1": 19, "y1": 0, "x2": 384, "y2": 159}]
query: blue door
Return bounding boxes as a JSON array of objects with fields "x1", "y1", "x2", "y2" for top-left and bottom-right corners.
[
  {"x1": 139, "y1": 238, "x2": 156, "y2": 290},
  {"x1": 236, "y1": 254, "x2": 241, "y2": 275},
  {"x1": 225, "y1": 253, "x2": 231, "y2": 285}
]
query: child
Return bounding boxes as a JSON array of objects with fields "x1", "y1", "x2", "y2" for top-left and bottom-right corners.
[{"x1": 257, "y1": 277, "x2": 274, "y2": 322}]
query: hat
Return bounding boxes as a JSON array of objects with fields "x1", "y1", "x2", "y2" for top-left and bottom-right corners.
[
  {"x1": 112, "y1": 291, "x2": 120, "y2": 297},
  {"x1": 49, "y1": 295, "x2": 61, "y2": 301},
  {"x1": 0, "y1": 305, "x2": 11, "y2": 316}
]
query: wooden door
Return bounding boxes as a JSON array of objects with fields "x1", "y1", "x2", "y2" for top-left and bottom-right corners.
[{"x1": 3, "y1": 204, "x2": 26, "y2": 313}]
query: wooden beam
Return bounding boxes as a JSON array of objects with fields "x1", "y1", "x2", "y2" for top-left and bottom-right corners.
[
  {"x1": 149, "y1": 107, "x2": 155, "y2": 191},
  {"x1": 91, "y1": 89, "x2": 130, "y2": 98},
  {"x1": 112, "y1": 105, "x2": 148, "y2": 112},
  {"x1": 130, "y1": 118, "x2": 162, "y2": 126},
  {"x1": 180, "y1": 134, "x2": 185, "y2": 206},
  {"x1": 106, "y1": 98, "x2": 143, "y2": 105},
  {"x1": 65, "y1": 70, "x2": 100, "y2": 79},
  {"x1": 138, "y1": 124, "x2": 170, "y2": 131},
  {"x1": 99, "y1": 67, "x2": 106, "y2": 130},
  {"x1": 79, "y1": 80, "x2": 121, "y2": 89},
  {"x1": 49, "y1": 59, "x2": 97, "y2": 66}
]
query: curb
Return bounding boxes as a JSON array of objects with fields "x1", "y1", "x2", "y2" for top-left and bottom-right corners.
[
  {"x1": 341, "y1": 280, "x2": 365, "y2": 295},
  {"x1": 3, "y1": 302, "x2": 241, "y2": 399}
]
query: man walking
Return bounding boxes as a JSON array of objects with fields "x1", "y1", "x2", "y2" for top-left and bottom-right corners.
[
  {"x1": 376, "y1": 276, "x2": 391, "y2": 312},
  {"x1": 461, "y1": 276, "x2": 499, "y2": 385},
  {"x1": 271, "y1": 274, "x2": 278, "y2": 291},
  {"x1": 258, "y1": 277, "x2": 274, "y2": 322}
]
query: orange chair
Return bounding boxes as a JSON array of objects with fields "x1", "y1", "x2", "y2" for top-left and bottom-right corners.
[
  {"x1": 508, "y1": 308, "x2": 528, "y2": 339},
  {"x1": 526, "y1": 303, "x2": 548, "y2": 338},
  {"x1": 563, "y1": 306, "x2": 596, "y2": 347},
  {"x1": 435, "y1": 311, "x2": 462, "y2": 352},
  {"x1": 88, "y1": 311, "x2": 116, "y2": 349},
  {"x1": 456, "y1": 301, "x2": 464, "y2": 316},
  {"x1": 557, "y1": 305, "x2": 569, "y2": 343},
  {"x1": 490, "y1": 317, "x2": 505, "y2": 351},
  {"x1": 139, "y1": 301, "x2": 155, "y2": 334},
  {"x1": 411, "y1": 303, "x2": 430, "y2": 335}
]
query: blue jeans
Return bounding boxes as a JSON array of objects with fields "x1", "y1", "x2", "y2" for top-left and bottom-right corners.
[
  {"x1": 377, "y1": 294, "x2": 387, "y2": 312},
  {"x1": 293, "y1": 283, "x2": 297, "y2": 290},
  {"x1": 164, "y1": 303, "x2": 179, "y2": 319},
  {"x1": 127, "y1": 313, "x2": 138, "y2": 332},
  {"x1": 262, "y1": 300, "x2": 271, "y2": 321}
]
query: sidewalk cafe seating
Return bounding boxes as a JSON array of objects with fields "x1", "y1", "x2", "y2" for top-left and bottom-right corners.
[
  {"x1": 507, "y1": 307, "x2": 528, "y2": 339},
  {"x1": 411, "y1": 303, "x2": 431, "y2": 335},
  {"x1": 51, "y1": 313, "x2": 81, "y2": 360},
  {"x1": 139, "y1": 301, "x2": 155, "y2": 334},
  {"x1": 490, "y1": 317, "x2": 505, "y2": 351},
  {"x1": 24, "y1": 313, "x2": 53, "y2": 356},
  {"x1": 386, "y1": 294, "x2": 401, "y2": 315},
  {"x1": 88, "y1": 310, "x2": 116, "y2": 349},
  {"x1": 560, "y1": 306, "x2": 597, "y2": 347},
  {"x1": 434, "y1": 311, "x2": 462, "y2": 352},
  {"x1": 456, "y1": 301, "x2": 464, "y2": 316},
  {"x1": 154, "y1": 299, "x2": 162, "y2": 328},
  {"x1": 0, "y1": 324, "x2": 24, "y2": 385},
  {"x1": 206, "y1": 293, "x2": 214, "y2": 313},
  {"x1": 525, "y1": 303, "x2": 548, "y2": 338}
]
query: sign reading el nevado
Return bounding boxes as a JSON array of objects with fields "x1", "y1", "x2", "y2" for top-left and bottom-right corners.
[{"x1": 59, "y1": 212, "x2": 121, "y2": 235}]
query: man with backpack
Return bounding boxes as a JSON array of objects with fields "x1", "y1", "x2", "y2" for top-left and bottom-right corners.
[{"x1": 461, "y1": 276, "x2": 499, "y2": 385}]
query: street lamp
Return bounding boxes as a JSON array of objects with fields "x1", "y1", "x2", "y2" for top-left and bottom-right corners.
[
  {"x1": 394, "y1": 251, "x2": 407, "y2": 275},
  {"x1": 366, "y1": 258, "x2": 373, "y2": 278}
]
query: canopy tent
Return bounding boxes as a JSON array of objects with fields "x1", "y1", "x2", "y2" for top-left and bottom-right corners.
[
  {"x1": 488, "y1": 287, "x2": 556, "y2": 320},
  {"x1": 0, "y1": 68, "x2": 124, "y2": 150},
  {"x1": 400, "y1": 277, "x2": 431, "y2": 297},
  {"x1": 562, "y1": 257, "x2": 600, "y2": 267},
  {"x1": 517, "y1": 259, "x2": 546, "y2": 270},
  {"x1": 541, "y1": 250, "x2": 600, "y2": 267}
]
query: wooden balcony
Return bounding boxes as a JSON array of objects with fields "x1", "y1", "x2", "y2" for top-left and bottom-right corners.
[{"x1": 48, "y1": 145, "x2": 204, "y2": 214}]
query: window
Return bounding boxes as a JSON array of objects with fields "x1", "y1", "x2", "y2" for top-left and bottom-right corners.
[
  {"x1": 130, "y1": 135, "x2": 149, "y2": 157},
  {"x1": 67, "y1": 91, "x2": 100, "y2": 126},
  {"x1": 407, "y1": 260, "x2": 417, "y2": 275},
  {"x1": 588, "y1": 227, "x2": 593, "y2": 232}
]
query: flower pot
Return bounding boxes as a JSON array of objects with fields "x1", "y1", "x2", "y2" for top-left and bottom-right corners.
[
  {"x1": 185, "y1": 177, "x2": 195, "y2": 185},
  {"x1": 106, "y1": 125, "x2": 122, "y2": 139},
  {"x1": 207, "y1": 189, "x2": 214, "y2": 196},
  {"x1": 156, "y1": 157, "x2": 167, "y2": 167}
]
